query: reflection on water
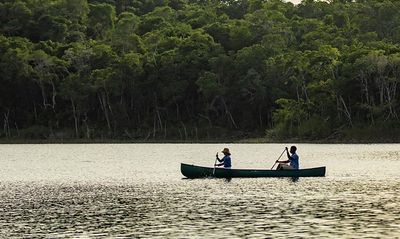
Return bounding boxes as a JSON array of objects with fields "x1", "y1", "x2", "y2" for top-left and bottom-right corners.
[{"x1": 0, "y1": 144, "x2": 400, "y2": 238}]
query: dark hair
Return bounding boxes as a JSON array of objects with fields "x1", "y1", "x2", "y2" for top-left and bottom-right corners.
[{"x1": 290, "y1": 146, "x2": 297, "y2": 152}]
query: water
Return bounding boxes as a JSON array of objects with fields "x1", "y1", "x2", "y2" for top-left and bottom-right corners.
[{"x1": 0, "y1": 144, "x2": 399, "y2": 238}]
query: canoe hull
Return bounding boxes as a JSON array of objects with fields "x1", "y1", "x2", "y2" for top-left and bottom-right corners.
[{"x1": 181, "y1": 163, "x2": 326, "y2": 178}]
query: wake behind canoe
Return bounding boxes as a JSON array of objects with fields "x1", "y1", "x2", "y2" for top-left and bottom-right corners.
[{"x1": 181, "y1": 163, "x2": 326, "y2": 178}]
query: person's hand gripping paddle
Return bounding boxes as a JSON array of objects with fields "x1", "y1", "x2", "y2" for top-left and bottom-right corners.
[{"x1": 271, "y1": 148, "x2": 287, "y2": 170}]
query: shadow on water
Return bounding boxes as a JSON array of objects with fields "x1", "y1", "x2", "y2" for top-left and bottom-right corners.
[
  {"x1": 181, "y1": 177, "x2": 232, "y2": 182},
  {"x1": 224, "y1": 178, "x2": 232, "y2": 182},
  {"x1": 290, "y1": 177, "x2": 299, "y2": 182},
  {"x1": 182, "y1": 177, "x2": 297, "y2": 183}
]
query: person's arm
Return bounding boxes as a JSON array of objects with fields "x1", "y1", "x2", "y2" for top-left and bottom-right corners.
[
  {"x1": 215, "y1": 155, "x2": 226, "y2": 166},
  {"x1": 276, "y1": 147, "x2": 290, "y2": 163},
  {"x1": 216, "y1": 153, "x2": 223, "y2": 162},
  {"x1": 286, "y1": 147, "x2": 294, "y2": 161},
  {"x1": 286, "y1": 147, "x2": 290, "y2": 159}
]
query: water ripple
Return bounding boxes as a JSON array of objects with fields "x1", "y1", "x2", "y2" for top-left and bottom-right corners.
[
  {"x1": 1, "y1": 144, "x2": 400, "y2": 238},
  {"x1": 0, "y1": 178, "x2": 399, "y2": 238}
]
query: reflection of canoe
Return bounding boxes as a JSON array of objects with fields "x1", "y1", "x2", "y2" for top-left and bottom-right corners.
[{"x1": 181, "y1": 163, "x2": 326, "y2": 178}]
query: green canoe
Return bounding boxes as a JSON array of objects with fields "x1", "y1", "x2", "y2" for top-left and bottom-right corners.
[{"x1": 181, "y1": 163, "x2": 326, "y2": 178}]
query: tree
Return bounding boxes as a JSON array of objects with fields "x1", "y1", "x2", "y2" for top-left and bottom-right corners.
[{"x1": 88, "y1": 3, "x2": 116, "y2": 39}]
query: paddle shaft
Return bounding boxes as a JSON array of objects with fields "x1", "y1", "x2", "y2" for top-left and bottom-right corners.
[
  {"x1": 212, "y1": 154, "x2": 218, "y2": 176},
  {"x1": 271, "y1": 148, "x2": 287, "y2": 170}
]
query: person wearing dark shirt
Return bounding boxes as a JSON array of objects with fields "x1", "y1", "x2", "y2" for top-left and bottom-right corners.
[
  {"x1": 215, "y1": 148, "x2": 232, "y2": 169},
  {"x1": 276, "y1": 146, "x2": 299, "y2": 170}
]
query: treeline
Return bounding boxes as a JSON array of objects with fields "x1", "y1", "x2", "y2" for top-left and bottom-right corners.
[{"x1": 1, "y1": 0, "x2": 400, "y2": 141}]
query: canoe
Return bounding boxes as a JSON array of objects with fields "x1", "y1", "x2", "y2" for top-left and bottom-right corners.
[{"x1": 181, "y1": 163, "x2": 326, "y2": 178}]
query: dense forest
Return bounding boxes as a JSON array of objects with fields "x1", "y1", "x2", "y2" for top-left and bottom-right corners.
[{"x1": 1, "y1": 0, "x2": 400, "y2": 141}]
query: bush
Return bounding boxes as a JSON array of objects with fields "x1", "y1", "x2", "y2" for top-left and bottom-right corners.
[
  {"x1": 298, "y1": 116, "x2": 331, "y2": 139},
  {"x1": 18, "y1": 125, "x2": 50, "y2": 139}
]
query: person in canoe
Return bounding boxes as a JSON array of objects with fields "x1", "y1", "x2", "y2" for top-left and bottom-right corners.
[
  {"x1": 276, "y1": 146, "x2": 299, "y2": 170},
  {"x1": 215, "y1": 148, "x2": 232, "y2": 169}
]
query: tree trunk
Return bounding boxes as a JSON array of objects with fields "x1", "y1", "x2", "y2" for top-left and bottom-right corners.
[
  {"x1": 339, "y1": 96, "x2": 353, "y2": 127},
  {"x1": 50, "y1": 79, "x2": 57, "y2": 109},
  {"x1": 98, "y1": 92, "x2": 111, "y2": 132},
  {"x1": 105, "y1": 89, "x2": 115, "y2": 135},
  {"x1": 221, "y1": 97, "x2": 238, "y2": 129},
  {"x1": 181, "y1": 121, "x2": 188, "y2": 140},
  {"x1": 83, "y1": 113, "x2": 90, "y2": 139},
  {"x1": 33, "y1": 103, "x2": 38, "y2": 121},
  {"x1": 39, "y1": 81, "x2": 48, "y2": 109},
  {"x1": 15, "y1": 122, "x2": 19, "y2": 137},
  {"x1": 153, "y1": 115, "x2": 156, "y2": 139},
  {"x1": 359, "y1": 71, "x2": 369, "y2": 105},
  {"x1": 3, "y1": 110, "x2": 10, "y2": 138},
  {"x1": 175, "y1": 103, "x2": 180, "y2": 121},
  {"x1": 164, "y1": 122, "x2": 167, "y2": 139},
  {"x1": 71, "y1": 98, "x2": 79, "y2": 138}
]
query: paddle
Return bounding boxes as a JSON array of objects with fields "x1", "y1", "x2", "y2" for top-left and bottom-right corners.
[
  {"x1": 212, "y1": 152, "x2": 218, "y2": 176},
  {"x1": 271, "y1": 148, "x2": 287, "y2": 170}
]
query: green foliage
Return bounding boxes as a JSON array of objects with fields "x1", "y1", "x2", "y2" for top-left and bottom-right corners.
[
  {"x1": 297, "y1": 116, "x2": 330, "y2": 139},
  {"x1": 196, "y1": 71, "x2": 220, "y2": 98},
  {"x1": 88, "y1": 3, "x2": 116, "y2": 39},
  {"x1": 2, "y1": 0, "x2": 400, "y2": 141}
]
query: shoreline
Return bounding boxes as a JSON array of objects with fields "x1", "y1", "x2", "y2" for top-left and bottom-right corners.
[{"x1": 0, "y1": 137, "x2": 399, "y2": 144}]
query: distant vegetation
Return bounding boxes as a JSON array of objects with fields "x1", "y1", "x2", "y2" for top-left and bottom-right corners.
[{"x1": 1, "y1": 0, "x2": 400, "y2": 142}]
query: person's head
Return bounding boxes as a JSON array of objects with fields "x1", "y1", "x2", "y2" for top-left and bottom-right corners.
[
  {"x1": 290, "y1": 146, "x2": 297, "y2": 154},
  {"x1": 222, "y1": 148, "x2": 231, "y2": 155}
]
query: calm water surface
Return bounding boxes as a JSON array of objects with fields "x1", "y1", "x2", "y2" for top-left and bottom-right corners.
[{"x1": 0, "y1": 144, "x2": 399, "y2": 238}]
